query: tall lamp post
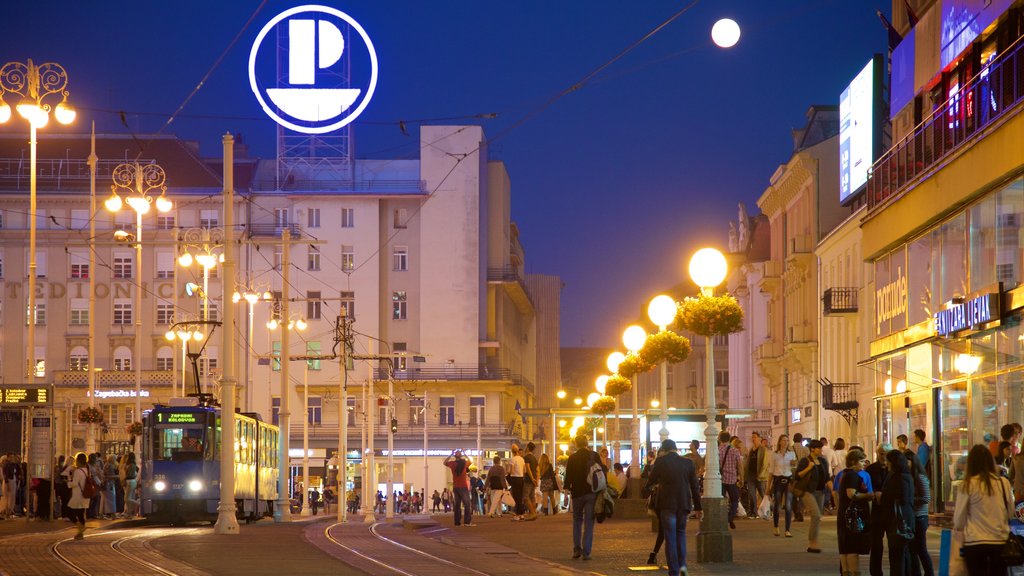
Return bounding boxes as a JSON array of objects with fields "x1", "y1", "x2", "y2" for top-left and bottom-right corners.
[
  {"x1": 648, "y1": 295, "x2": 676, "y2": 443},
  {"x1": 233, "y1": 288, "x2": 272, "y2": 411},
  {"x1": 622, "y1": 325, "x2": 646, "y2": 481},
  {"x1": 269, "y1": 313, "x2": 306, "y2": 521},
  {"x1": 0, "y1": 60, "x2": 75, "y2": 391},
  {"x1": 106, "y1": 162, "x2": 173, "y2": 438},
  {"x1": 689, "y1": 247, "x2": 731, "y2": 563}
]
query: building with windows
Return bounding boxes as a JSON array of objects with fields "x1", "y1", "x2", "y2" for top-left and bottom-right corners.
[{"x1": 0, "y1": 125, "x2": 553, "y2": 494}]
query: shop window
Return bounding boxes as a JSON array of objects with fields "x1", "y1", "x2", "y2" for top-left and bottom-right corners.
[
  {"x1": 996, "y1": 177, "x2": 1024, "y2": 289},
  {"x1": 938, "y1": 381, "x2": 968, "y2": 514},
  {"x1": 969, "y1": 193, "x2": 997, "y2": 291},
  {"x1": 940, "y1": 213, "x2": 967, "y2": 305}
]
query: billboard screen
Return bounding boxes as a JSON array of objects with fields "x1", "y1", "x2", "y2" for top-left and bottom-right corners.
[
  {"x1": 839, "y1": 58, "x2": 877, "y2": 203},
  {"x1": 941, "y1": 0, "x2": 1013, "y2": 69}
]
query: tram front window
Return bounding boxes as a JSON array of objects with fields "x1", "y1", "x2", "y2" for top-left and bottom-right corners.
[{"x1": 153, "y1": 426, "x2": 207, "y2": 461}]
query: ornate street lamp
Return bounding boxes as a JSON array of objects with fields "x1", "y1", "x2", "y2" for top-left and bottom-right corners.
[
  {"x1": 622, "y1": 325, "x2": 646, "y2": 480},
  {"x1": 648, "y1": 295, "x2": 677, "y2": 442}
]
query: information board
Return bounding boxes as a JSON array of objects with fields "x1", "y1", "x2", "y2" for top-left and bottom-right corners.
[{"x1": 0, "y1": 387, "x2": 50, "y2": 406}]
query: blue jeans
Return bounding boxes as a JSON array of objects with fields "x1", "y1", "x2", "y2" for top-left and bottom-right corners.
[
  {"x1": 771, "y1": 478, "x2": 792, "y2": 530},
  {"x1": 722, "y1": 482, "x2": 740, "y2": 522},
  {"x1": 660, "y1": 508, "x2": 689, "y2": 575},
  {"x1": 571, "y1": 492, "x2": 596, "y2": 556},
  {"x1": 453, "y1": 487, "x2": 472, "y2": 525}
]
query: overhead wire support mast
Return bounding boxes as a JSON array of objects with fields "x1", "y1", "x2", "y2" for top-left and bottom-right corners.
[
  {"x1": 333, "y1": 311, "x2": 354, "y2": 523},
  {"x1": 350, "y1": 353, "x2": 397, "y2": 519}
]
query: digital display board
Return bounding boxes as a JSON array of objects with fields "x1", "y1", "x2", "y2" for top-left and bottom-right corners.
[
  {"x1": 941, "y1": 0, "x2": 1013, "y2": 69},
  {"x1": 158, "y1": 412, "x2": 199, "y2": 424},
  {"x1": 839, "y1": 58, "x2": 879, "y2": 204},
  {"x1": 0, "y1": 387, "x2": 50, "y2": 406}
]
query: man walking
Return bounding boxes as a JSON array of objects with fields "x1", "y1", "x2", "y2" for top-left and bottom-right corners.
[
  {"x1": 564, "y1": 435, "x2": 599, "y2": 561},
  {"x1": 866, "y1": 443, "x2": 891, "y2": 576},
  {"x1": 522, "y1": 442, "x2": 540, "y2": 520},
  {"x1": 645, "y1": 439, "x2": 701, "y2": 576},
  {"x1": 912, "y1": 429, "x2": 931, "y2": 478},
  {"x1": 508, "y1": 444, "x2": 526, "y2": 521},
  {"x1": 794, "y1": 439, "x2": 828, "y2": 553},
  {"x1": 718, "y1": 431, "x2": 743, "y2": 529},
  {"x1": 745, "y1": 432, "x2": 769, "y2": 518},
  {"x1": 444, "y1": 449, "x2": 475, "y2": 526},
  {"x1": 791, "y1": 433, "x2": 808, "y2": 521}
]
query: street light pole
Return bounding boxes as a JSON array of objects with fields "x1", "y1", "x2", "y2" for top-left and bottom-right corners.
[
  {"x1": 87, "y1": 124, "x2": 97, "y2": 453},
  {"x1": 274, "y1": 228, "x2": 292, "y2": 522},
  {"x1": 622, "y1": 325, "x2": 647, "y2": 481},
  {"x1": 214, "y1": 133, "x2": 239, "y2": 534},
  {"x1": 648, "y1": 296, "x2": 676, "y2": 444}
]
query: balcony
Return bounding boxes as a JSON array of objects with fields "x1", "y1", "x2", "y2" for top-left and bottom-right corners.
[
  {"x1": 819, "y1": 378, "x2": 858, "y2": 424},
  {"x1": 867, "y1": 36, "x2": 1024, "y2": 212},
  {"x1": 757, "y1": 260, "x2": 783, "y2": 296},
  {"x1": 251, "y1": 178, "x2": 427, "y2": 194},
  {"x1": 283, "y1": 422, "x2": 511, "y2": 440},
  {"x1": 487, "y1": 266, "x2": 534, "y2": 314},
  {"x1": 247, "y1": 223, "x2": 302, "y2": 238},
  {"x1": 822, "y1": 287, "x2": 859, "y2": 315},
  {"x1": 53, "y1": 370, "x2": 175, "y2": 387},
  {"x1": 372, "y1": 363, "x2": 534, "y2": 392},
  {"x1": 755, "y1": 340, "x2": 782, "y2": 360}
]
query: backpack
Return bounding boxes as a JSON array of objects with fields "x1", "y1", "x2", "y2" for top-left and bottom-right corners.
[
  {"x1": 586, "y1": 453, "x2": 607, "y2": 493},
  {"x1": 80, "y1": 467, "x2": 98, "y2": 499}
]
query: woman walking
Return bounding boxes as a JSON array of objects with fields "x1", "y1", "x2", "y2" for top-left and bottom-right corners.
[
  {"x1": 880, "y1": 449, "x2": 915, "y2": 576},
  {"x1": 123, "y1": 453, "x2": 139, "y2": 518},
  {"x1": 953, "y1": 444, "x2": 1014, "y2": 576},
  {"x1": 837, "y1": 449, "x2": 872, "y2": 576},
  {"x1": 906, "y1": 450, "x2": 933, "y2": 576},
  {"x1": 768, "y1": 434, "x2": 796, "y2": 537},
  {"x1": 538, "y1": 453, "x2": 559, "y2": 515},
  {"x1": 68, "y1": 453, "x2": 89, "y2": 540}
]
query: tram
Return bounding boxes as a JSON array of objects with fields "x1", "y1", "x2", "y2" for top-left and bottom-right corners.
[{"x1": 140, "y1": 404, "x2": 279, "y2": 524}]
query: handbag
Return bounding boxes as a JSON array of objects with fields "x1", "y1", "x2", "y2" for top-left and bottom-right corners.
[
  {"x1": 893, "y1": 502, "x2": 914, "y2": 540},
  {"x1": 844, "y1": 503, "x2": 866, "y2": 534},
  {"x1": 997, "y1": 480, "x2": 1024, "y2": 566}
]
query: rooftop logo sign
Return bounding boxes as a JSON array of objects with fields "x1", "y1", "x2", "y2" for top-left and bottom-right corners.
[{"x1": 249, "y1": 5, "x2": 378, "y2": 134}]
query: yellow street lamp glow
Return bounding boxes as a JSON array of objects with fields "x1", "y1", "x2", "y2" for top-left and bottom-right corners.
[
  {"x1": 711, "y1": 18, "x2": 741, "y2": 48},
  {"x1": 559, "y1": 444, "x2": 568, "y2": 453},
  {"x1": 244, "y1": 292, "x2": 260, "y2": 304},
  {"x1": 595, "y1": 375, "x2": 608, "y2": 394},
  {"x1": 572, "y1": 416, "x2": 584, "y2": 427},
  {"x1": 232, "y1": 292, "x2": 242, "y2": 303},
  {"x1": 622, "y1": 325, "x2": 647, "y2": 353},
  {"x1": 193, "y1": 331, "x2": 204, "y2": 341},
  {"x1": 597, "y1": 427, "x2": 604, "y2": 434},
  {"x1": 954, "y1": 353, "x2": 982, "y2": 375},
  {"x1": 648, "y1": 295, "x2": 677, "y2": 329},
  {"x1": 0, "y1": 97, "x2": 10, "y2": 124},
  {"x1": 573, "y1": 397, "x2": 583, "y2": 406},
  {"x1": 650, "y1": 398, "x2": 660, "y2": 408},
  {"x1": 569, "y1": 427, "x2": 579, "y2": 438},
  {"x1": 556, "y1": 389, "x2": 567, "y2": 399},
  {"x1": 125, "y1": 195, "x2": 151, "y2": 214},
  {"x1": 155, "y1": 194, "x2": 172, "y2": 213},
  {"x1": 558, "y1": 419, "x2": 567, "y2": 428},
  {"x1": 295, "y1": 318, "x2": 308, "y2": 331},
  {"x1": 606, "y1": 351, "x2": 625, "y2": 373},
  {"x1": 104, "y1": 193, "x2": 123, "y2": 212},
  {"x1": 689, "y1": 247, "x2": 728, "y2": 289},
  {"x1": 586, "y1": 392, "x2": 600, "y2": 406},
  {"x1": 195, "y1": 253, "x2": 216, "y2": 269},
  {"x1": 178, "y1": 252, "x2": 193, "y2": 267},
  {"x1": 164, "y1": 330, "x2": 176, "y2": 341},
  {"x1": 54, "y1": 98, "x2": 76, "y2": 125},
  {"x1": 267, "y1": 318, "x2": 279, "y2": 330}
]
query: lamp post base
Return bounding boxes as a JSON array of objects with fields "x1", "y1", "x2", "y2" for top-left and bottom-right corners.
[{"x1": 695, "y1": 496, "x2": 732, "y2": 563}]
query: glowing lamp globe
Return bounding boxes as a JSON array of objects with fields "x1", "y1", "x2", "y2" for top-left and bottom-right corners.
[
  {"x1": 572, "y1": 416, "x2": 585, "y2": 427},
  {"x1": 573, "y1": 397, "x2": 583, "y2": 406},
  {"x1": 54, "y1": 100, "x2": 76, "y2": 125},
  {"x1": 650, "y1": 398, "x2": 661, "y2": 408},
  {"x1": 586, "y1": 392, "x2": 601, "y2": 406},
  {"x1": 606, "y1": 351, "x2": 625, "y2": 373},
  {"x1": 711, "y1": 18, "x2": 741, "y2": 48},
  {"x1": 595, "y1": 375, "x2": 609, "y2": 394},
  {"x1": 556, "y1": 389, "x2": 567, "y2": 399},
  {"x1": 648, "y1": 295, "x2": 677, "y2": 328},
  {"x1": 689, "y1": 247, "x2": 728, "y2": 288},
  {"x1": 0, "y1": 98, "x2": 10, "y2": 123},
  {"x1": 622, "y1": 325, "x2": 647, "y2": 353}
]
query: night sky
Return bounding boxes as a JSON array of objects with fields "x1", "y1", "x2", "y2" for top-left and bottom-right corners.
[{"x1": 0, "y1": 1, "x2": 886, "y2": 347}]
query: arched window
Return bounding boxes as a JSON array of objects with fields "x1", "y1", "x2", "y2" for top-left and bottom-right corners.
[
  {"x1": 156, "y1": 346, "x2": 174, "y2": 371},
  {"x1": 113, "y1": 346, "x2": 132, "y2": 372},
  {"x1": 69, "y1": 346, "x2": 88, "y2": 371}
]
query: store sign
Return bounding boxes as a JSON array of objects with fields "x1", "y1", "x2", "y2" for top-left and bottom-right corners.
[
  {"x1": 249, "y1": 5, "x2": 378, "y2": 134},
  {"x1": 935, "y1": 293, "x2": 1000, "y2": 337},
  {"x1": 1, "y1": 387, "x2": 50, "y2": 405},
  {"x1": 88, "y1": 389, "x2": 151, "y2": 399},
  {"x1": 875, "y1": 266, "x2": 907, "y2": 332}
]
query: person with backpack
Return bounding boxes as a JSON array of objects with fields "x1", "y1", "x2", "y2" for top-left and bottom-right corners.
[
  {"x1": 794, "y1": 439, "x2": 829, "y2": 553},
  {"x1": 68, "y1": 453, "x2": 91, "y2": 540},
  {"x1": 444, "y1": 449, "x2": 475, "y2": 526},
  {"x1": 644, "y1": 439, "x2": 701, "y2": 576},
  {"x1": 564, "y1": 434, "x2": 601, "y2": 561},
  {"x1": 485, "y1": 455, "x2": 509, "y2": 517}
]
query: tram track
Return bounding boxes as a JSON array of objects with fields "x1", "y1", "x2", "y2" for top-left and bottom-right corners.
[
  {"x1": 49, "y1": 527, "x2": 207, "y2": 576},
  {"x1": 323, "y1": 520, "x2": 492, "y2": 576}
]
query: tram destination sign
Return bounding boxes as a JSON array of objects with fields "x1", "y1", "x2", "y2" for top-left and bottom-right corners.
[
  {"x1": 935, "y1": 293, "x2": 1001, "y2": 337},
  {"x1": 0, "y1": 386, "x2": 51, "y2": 406}
]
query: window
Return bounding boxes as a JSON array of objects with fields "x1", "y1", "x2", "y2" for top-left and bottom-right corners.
[
  {"x1": 307, "y1": 342, "x2": 321, "y2": 371},
  {"x1": 102, "y1": 405, "x2": 120, "y2": 426},
  {"x1": 469, "y1": 396, "x2": 485, "y2": 425},
  {"x1": 33, "y1": 347, "x2": 44, "y2": 378},
  {"x1": 200, "y1": 209, "x2": 219, "y2": 228},
  {"x1": 341, "y1": 245, "x2": 354, "y2": 271},
  {"x1": 439, "y1": 396, "x2": 455, "y2": 426},
  {"x1": 70, "y1": 209, "x2": 88, "y2": 229},
  {"x1": 28, "y1": 251, "x2": 46, "y2": 278},
  {"x1": 36, "y1": 209, "x2": 46, "y2": 230},
  {"x1": 114, "y1": 212, "x2": 132, "y2": 231},
  {"x1": 156, "y1": 251, "x2": 174, "y2": 279},
  {"x1": 274, "y1": 208, "x2": 289, "y2": 227},
  {"x1": 347, "y1": 397, "x2": 356, "y2": 427},
  {"x1": 70, "y1": 298, "x2": 88, "y2": 325},
  {"x1": 272, "y1": 341, "x2": 281, "y2": 371},
  {"x1": 307, "y1": 246, "x2": 320, "y2": 271},
  {"x1": 378, "y1": 398, "x2": 388, "y2": 426},
  {"x1": 157, "y1": 215, "x2": 175, "y2": 230},
  {"x1": 113, "y1": 255, "x2": 133, "y2": 279},
  {"x1": 69, "y1": 250, "x2": 88, "y2": 279},
  {"x1": 393, "y1": 246, "x2": 408, "y2": 271},
  {"x1": 308, "y1": 396, "x2": 322, "y2": 425},
  {"x1": 340, "y1": 291, "x2": 355, "y2": 319},
  {"x1": 307, "y1": 208, "x2": 320, "y2": 228},
  {"x1": 156, "y1": 346, "x2": 174, "y2": 371},
  {"x1": 69, "y1": 346, "x2": 88, "y2": 371},
  {"x1": 206, "y1": 303, "x2": 219, "y2": 322},
  {"x1": 157, "y1": 302, "x2": 174, "y2": 324},
  {"x1": 273, "y1": 246, "x2": 283, "y2": 270},
  {"x1": 392, "y1": 342, "x2": 407, "y2": 372},
  {"x1": 307, "y1": 291, "x2": 321, "y2": 320},
  {"x1": 393, "y1": 208, "x2": 408, "y2": 229},
  {"x1": 113, "y1": 347, "x2": 132, "y2": 371},
  {"x1": 113, "y1": 299, "x2": 132, "y2": 324},
  {"x1": 714, "y1": 334, "x2": 729, "y2": 346},
  {"x1": 340, "y1": 207, "x2": 354, "y2": 228},
  {"x1": 392, "y1": 291, "x2": 407, "y2": 320},
  {"x1": 199, "y1": 346, "x2": 218, "y2": 375},
  {"x1": 272, "y1": 397, "x2": 280, "y2": 425},
  {"x1": 27, "y1": 302, "x2": 46, "y2": 325},
  {"x1": 409, "y1": 396, "x2": 424, "y2": 426},
  {"x1": 715, "y1": 369, "x2": 729, "y2": 388}
]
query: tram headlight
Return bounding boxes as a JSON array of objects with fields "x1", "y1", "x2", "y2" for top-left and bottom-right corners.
[
  {"x1": 154, "y1": 480, "x2": 167, "y2": 492},
  {"x1": 188, "y1": 479, "x2": 203, "y2": 492}
]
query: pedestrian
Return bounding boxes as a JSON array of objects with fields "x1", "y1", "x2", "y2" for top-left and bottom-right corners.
[
  {"x1": 54, "y1": 455, "x2": 70, "y2": 520},
  {"x1": 830, "y1": 439, "x2": 849, "y2": 487},
  {"x1": 718, "y1": 430, "x2": 743, "y2": 529},
  {"x1": 101, "y1": 455, "x2": 118, "y2": 519},
  {"x1": 905, "y1": 450, "x2": 933, "y2": 576},
  {"x1": 508, "y1": 443, "x2": 526, "y2": 521},
  {"x1": 820, "y1": 438, "x2": 835, "y2": 514},
  {"x1": 643, "y1": 447, "x2": 668, "y2": 564},
  {"x1": 563, "y1": 434, "x2": 599, "y2": 561},
  {"x1": 989, "y1": 424, "x2": 1018, "y2": 458},
  {"x1": 87, "y1": 454, "x2": 102, "y2": 519},
  {"x1": 310, "y1": 487, "x2": 321, "y2": 515},
  {"x1": 866, "y1": 443, "x2": 891, "y2": 576},
  {"x1": 645, "y1": 439, "x2": 701, "y2": 576},
  {"x1": 68, "y1": 453, "x2": 89, "y2": 540},
  {"x1": 444, "y1": 449, "x2": 475, "y2": 526},
  {"x1": 486, "y1": 456, "x2": 508, "y2": 517},
  {"x1": 323, "y1": 486, "x2": 334, "y2": 515},
  {"x1": 431, "y1": 489, "x2": 441, "y2": 513},
  {"x1": 745, "y1": 431, "x2": 769, "y2": 519},
  {"x1": 911, "y1": 430, "x2": 930, "y2": 478},
  {"x1": 769, "y1": 434, "x2": 796, "y2": 537},
  {"x1": 539, "y1": 453, "x2": 560, "y2": 515},
  {"x1": 794, "y1": 439, "x2": 828, "y2": 553},
  {"x1": 123, "y1": 453, "x2": 139, "y2": 518},
  {"x1": 954, "y1": 444, "x2": 1014, "y2": 576},
  {"x1": 880, "y1": 449, "x2": 915, "y2": 576},
  {"x1": 792, "y1": 434, "x2": 808, "y2": 522},
  {"x1": 837, "y1": 449, "x2": 872, "y2": 576},
  {"x1": 685, "y1": 439, "x2": 705, "y2": 479},
  {"x1": 522, "y1": 442, "x2": 540, "y2": 520},
  {"x1": 613, "y1": 463, "x2": 627, "y2": 499},
  {"x1": 896, "y1": 434, "x2": 909, "y2": 453}
]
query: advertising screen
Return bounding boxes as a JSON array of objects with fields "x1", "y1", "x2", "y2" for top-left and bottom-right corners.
[
  {"x1": 941, "y1": 0, "x2": 1013, "y2": 68},
  {"x1": 839, "y1": 58, "x2": 877, "y2": 204}
]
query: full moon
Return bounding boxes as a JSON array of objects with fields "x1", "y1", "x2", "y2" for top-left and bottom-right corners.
[{"x1": 711, "y1": 18, "x2": 741, "y2": 48}]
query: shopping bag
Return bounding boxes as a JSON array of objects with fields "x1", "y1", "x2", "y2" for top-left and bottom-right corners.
[
  {"x1": 737, "y1": 501, "x2": 747, "y2": 518},
  {"x1": 500, "y1": 490, "x2": 514, "y2": 507},
  {"x1": 757, "y1": 494, "x2": 772, "y2": 520}
]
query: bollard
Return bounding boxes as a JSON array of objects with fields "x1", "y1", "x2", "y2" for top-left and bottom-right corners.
[{"x1": 938, "y1": 528, "x2": 951, "y2": 576}]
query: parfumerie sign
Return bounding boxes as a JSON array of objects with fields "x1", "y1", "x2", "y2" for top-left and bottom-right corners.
[{"x1": 934, "y1": 293, "x2": 1000, "y2": 337}]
